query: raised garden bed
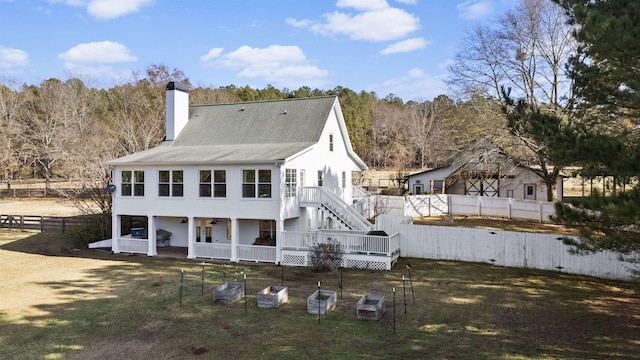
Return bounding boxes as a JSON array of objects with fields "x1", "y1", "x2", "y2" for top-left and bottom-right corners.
[
  {"x1": 307, "y1": 289, "x2": 337, "y2": 315},
  {"x1": 356, "y1": 293, "x2": 385, "y2": 320},
  {"x1": 213, "y1": 282, "x2": 244, "y2": 305},
  {"x1": 257, "y1": 285, "x2": 288, "y2": 308}
]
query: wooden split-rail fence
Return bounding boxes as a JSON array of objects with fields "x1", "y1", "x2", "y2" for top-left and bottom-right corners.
[{"x1": 0, "y1": 214, "x2": 100, "y2": 233}]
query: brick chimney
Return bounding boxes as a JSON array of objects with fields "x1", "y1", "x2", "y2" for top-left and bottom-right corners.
[{"x1": 165, "y1": 81, "x2": 189, "y2": 141}]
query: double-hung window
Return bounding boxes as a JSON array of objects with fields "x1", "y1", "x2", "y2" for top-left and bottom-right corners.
[
  {"x1": 243, "y1": 169, "x2": 271, "y2": 198},
  {"x1": 121, "y1": 170, "x2": 144, "y2": 196},
  {"x1": 285, "y1": 169, "x2": 297, "y2": 197},
  {"x1": 159, "y1": 170, "x2": 183, "y2": 197},
  {"x1": 199, "y1": 170, "x2": 226, "y2": 197}
]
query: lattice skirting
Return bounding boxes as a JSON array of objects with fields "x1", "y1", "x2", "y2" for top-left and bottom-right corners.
[
  {"x1": 344, "y1": 259, "x2": 389, "y2": 271},
  {"x1": 281, "y1": 250, "x2": 395, "y2": 270},
  {"x1": 282, "y1": 253, "x2": 307, "y2": 267}
]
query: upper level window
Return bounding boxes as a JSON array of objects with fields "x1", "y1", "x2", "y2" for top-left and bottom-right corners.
[
  {"x1": 342, "y1": 171, "x2": 346, "y2": 188},
  {"x1": 214, "y1": 170, "x2": 226, "y2": 197},
  {"x1": 329, "y1": 134, "x2": 334, "y2": 152},
  {"x1": 317, "y1": 170, "x2": 323, "y2": 187},
  {"x1": 121, "y1": 170, "x2": 144, "y2": 196},
  {"x1": 159, "y1": 170, "x2": 183, "y2": 197},
  {"x1": 199, "y1": 170, "x2": 227, "y2": 198},
  {"x1": 285, "y1": 169, "x2": 297, "y2": 197},
  {"x1": 243, "y1": 169, "x2": 271, "y2": 198},
  {"x1": 199, "y1": 170, "x2": 212, "y2": 197}
]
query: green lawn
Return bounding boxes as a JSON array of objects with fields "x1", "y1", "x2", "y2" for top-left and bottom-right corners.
[{"x1": 1, "y1": 229, "x2": 639, "y2": 359}]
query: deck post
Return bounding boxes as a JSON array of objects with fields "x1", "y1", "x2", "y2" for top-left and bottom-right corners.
[
  {"x1": 230, "y1": 218, "x2": 239, "y2": 262},
  {"x1": 187, "y1": 216, "x2": 195, "y2": 259},
  {"x1": 147, "y1": 216, "x2": 157, "y2": 256}
]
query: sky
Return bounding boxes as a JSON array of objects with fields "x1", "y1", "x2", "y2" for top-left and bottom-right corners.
[{"x1": 0, "y1": 0, "x2": 513, "y2": 102}]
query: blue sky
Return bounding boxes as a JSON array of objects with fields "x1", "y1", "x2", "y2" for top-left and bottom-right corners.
[{"x1": 0, "y1": 0, "x2": 511, "y2": 101}]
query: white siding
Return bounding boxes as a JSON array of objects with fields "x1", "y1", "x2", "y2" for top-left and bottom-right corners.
[{"x1": 113, "y1": 164, "x2": 281, "y2": 220}]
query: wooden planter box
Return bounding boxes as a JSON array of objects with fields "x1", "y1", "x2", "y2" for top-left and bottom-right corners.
[
  {"x1": 356, "y1": 294, "x2": 386, "y2": 320},
  {"x1": 213, "y1": 282, "x2": 244, "y2": 305},
  {"x1": 257, "y1": 285, "x2": 288, "y2": 308},
  {"x1": 307, "y1": 289, "x2": 337, "y2": 315}
]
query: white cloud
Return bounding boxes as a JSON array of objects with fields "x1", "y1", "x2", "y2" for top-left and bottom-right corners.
[
  {"x1": 336, "y1": 0, "x2": 390, "y2": 11},
  {"x1": 87, "y1": 0, "x2": 152, "y2": 19},
  {"x1": 200, "y1": 45, "x2": 330, "y2": 88},
  {"x1": 47, "y1": 0, "x2": 152, "y2": 20},
  {"x1": 395, "y1": 0, "x2": 417, "y2": 4},
  {"x1": 457, "y1": 0, "x2": 493, "y2": 20},
  {"x1": 0, "y1": 46, "x2": 29, "y2": 69},
  {"x1": 380, "y1": 37, "x2": 429, "y2": 55},
  {"x1": 375, "y1": 67, "x2": 447, "y2": 101},
  {"x1": 312, "y1": 7, "x2": 419, "y2": 42},
  {"x1": 59, "y1": 41, "x2": 137, "y2": 64},
  {"x1": 288, "y1": 1, "x2": 419, "y2": 42},
  {"x1": 285, "y1": 18, "x2": 314, "y2": 28},
  {"x1": 199, "y1": 48, "x2": 224, "y2": 62}
]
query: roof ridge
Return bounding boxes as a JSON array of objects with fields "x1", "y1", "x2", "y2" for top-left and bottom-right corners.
[{"x1": 190, "y1": 95, "x2": 336, "y2": 108}]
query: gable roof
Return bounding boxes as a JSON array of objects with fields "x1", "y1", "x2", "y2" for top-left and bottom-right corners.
[{"x1": 106, "y1": 96, "x2": 356, "y2": 166}]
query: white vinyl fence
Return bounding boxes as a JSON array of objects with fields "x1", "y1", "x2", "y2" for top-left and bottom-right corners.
[
  {"x1": 371, "y1": 194, "x2": 556, "y2": 223},
  {"x1": 376, "y1": 215, "x2": 638, "y2": 281}
]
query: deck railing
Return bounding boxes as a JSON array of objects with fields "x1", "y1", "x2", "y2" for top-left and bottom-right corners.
[
  {"x1": 299, "y1": 187, "x2": 372, "y2": 231},
  {"x1": 281, "y1": 230, "x2": 399, "y2": 256},
  {"x1": 116, "y1": 237, "x2": 148, "y2": 254},
  {"x1": 237, "y1": 245, "x2": 276, "y2": 262},
  {"x1": 193, "y1": 243, "x2": 231, "y2": 259}
]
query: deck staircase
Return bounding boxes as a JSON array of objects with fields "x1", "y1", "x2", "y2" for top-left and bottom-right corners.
[{"x1": 299, "y1": 187, "x2": 373, "y2": 232}]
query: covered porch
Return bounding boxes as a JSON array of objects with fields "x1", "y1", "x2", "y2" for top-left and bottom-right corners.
[{"x1": 112, "y1": 215, "x2": 280, "y2": 263}]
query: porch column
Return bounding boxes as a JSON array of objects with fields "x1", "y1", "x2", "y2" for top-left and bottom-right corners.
[
  {"x1": 276, "y1": 220, "x2": 284, "y2": 265},
  {"x1": 230, "y1": 218, "x2": 239, "y2": 262},
  {"x1": 112, "y1": 214, "x2": 121, "y2": 254},
  {"x1": 187, "y1": 216, "x2": 195, "y2": 259},
  {"x1": 147, "y1": 216, "x2": 157, "y2": 256}
]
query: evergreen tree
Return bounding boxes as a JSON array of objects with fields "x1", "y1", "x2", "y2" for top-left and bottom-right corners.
[{"x1": 553, "y1": 0, "x2": 640, "y2": 255}]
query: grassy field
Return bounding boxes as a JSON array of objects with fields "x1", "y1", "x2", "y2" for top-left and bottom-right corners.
[{"x1": 1, "y1": 229, "x2": 639, "y2": 360}]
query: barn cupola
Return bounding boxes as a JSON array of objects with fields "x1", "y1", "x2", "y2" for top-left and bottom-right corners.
[{"x1": 165, "y1": 81, "x2": 189, "y2": 141}]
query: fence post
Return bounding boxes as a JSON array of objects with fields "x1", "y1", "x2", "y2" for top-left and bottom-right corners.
[
  {"x1": 61, "y1": 218, "x2": 66, "y2": 233},
  {"x1": 20, "y1": 215, "x2": 24, "y2": 231},
  {"x1": 40, "y1": 216, "x2": 44, "y2": 232}
]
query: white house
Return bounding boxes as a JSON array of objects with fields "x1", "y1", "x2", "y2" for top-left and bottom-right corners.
[{"x1": 104, "y1": 82, "x2": 399, "y2": 270}]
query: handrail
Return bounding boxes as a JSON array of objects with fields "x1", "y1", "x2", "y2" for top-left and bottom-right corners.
[{"x1": 318, "y1": 188, "x2": 372, "y2": 231}]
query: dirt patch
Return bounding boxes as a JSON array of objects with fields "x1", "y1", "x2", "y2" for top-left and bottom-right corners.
[
  {"x1": 0, "y1": 198, "x2": 86, "y2": 216},
  {"x1": 413, "y1": 215, "x2": 579, "y2": 235}
]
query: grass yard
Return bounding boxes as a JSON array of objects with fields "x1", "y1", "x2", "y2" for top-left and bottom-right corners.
[{"x1": 1, "y1": 229, "x2": 639, "y2": 360}]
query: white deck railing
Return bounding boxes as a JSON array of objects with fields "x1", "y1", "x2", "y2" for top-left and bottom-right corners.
[
  {"x1": 116, "y1": 237, "x2": 148, "y2": 254},
  {"x1": 193, "y1": 243, "x2": 232, "y2": 259},
  {"x1": 237, "y1": 245, "x2": 276, "y2": 262},
  {"x1": 299, "y1": 187, "x2": 373, "y2": 231},
  {"x1": 281, "y1": 230, "x2": 399, "y2": 256}
]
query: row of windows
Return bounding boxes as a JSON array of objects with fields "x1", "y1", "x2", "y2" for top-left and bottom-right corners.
[
  {"x1": 121, "y1": 169, "x2": 273, "y2": 199},
  {"x1": 121, "y1": 168, "x2": 347, "y2": 198}
]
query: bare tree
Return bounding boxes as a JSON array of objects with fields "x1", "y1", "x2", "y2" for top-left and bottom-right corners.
[
  {"x1": 0, "y1": 78, "x2": 28, "y2": 188},
  {"x1": 407, "y1": 96, "x2": 455, "y2": 168},
  {"x1": 447, "y1": 0, "x2": 575, "y2": 107},
  {"x1": 21, "y1": 79, "x2": 75, "y2": 194}
]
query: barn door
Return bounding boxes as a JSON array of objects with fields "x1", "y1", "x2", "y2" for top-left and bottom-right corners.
[{"x1": 466, "y1": 178, "x2": 498, "y2": 197}]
